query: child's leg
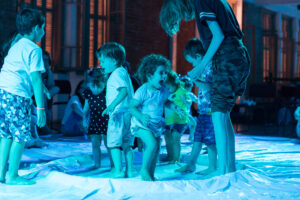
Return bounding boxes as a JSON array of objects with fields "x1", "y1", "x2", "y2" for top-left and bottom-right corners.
[
  {"x1": 172, "y1": 130, "x2": 182, "y2": 163},
  {"x1": 196, "y1": 144, "x2": 217, "y2": 175},
  {"x1": 225, "y1": 113, "x2": 236, "y2": 172},
  {"x1": 138, "y1": 129, "x2": 158, "y2": 181},
  {"x1": 103, "y1": 135, "x2": 114, "y2": 169},
  {"x1": 110, "y1": 148, "x2": 124, "y2": 178},
  {"x1": 0, "y1": 138, "x2": 12, "y2": 182},
  {"x1": 188, "y1": 116, "x2": 196, "y2": 141},
  {"x1": 163, "y1": 129, "x2": 173, "y2": 161},
  {"x1": 6, "y1": 141, "x2": 34, "y2": 185},
  {"x1": 176, "y1": 142, "x2": 202, "y2": 172},
  {"x1": 90, "y1": 135, "x2": 102, "y2": 168},
  {"x1": 149, "y1": 137, "x2": 161, "y2": 179},
  {"x1": 123, "y1": 144, "x2": 134, "y2": 178}
]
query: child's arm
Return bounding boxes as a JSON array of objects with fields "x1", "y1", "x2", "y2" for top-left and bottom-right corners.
[
  {"x1": 189, "y1": 92, "x2": 198, "y2": 103},
  {"x1": 193, "y1": 80, "x2": 211, "y2": 91},
  {"x1": 188, "y1": 20, "x2": 224, "y2": 80},
  {"x1": 165, "y1": 100, "x2": 185, "y2": 119},
  {"x1": 30, "y1": 71, "x2": 46, "y2": 128},
  {"x1": 43, "y1": 83, "x2": 51, "y2": 100},
  {"x1": 130, "y1": 99, "x2": 150, "y2": 126},
  {"x1": 82, "y1": 99, "x2": 89, "y2": 129},
  {"x1": 102, "y1": 87, "x2": 127, "y2": 116}
]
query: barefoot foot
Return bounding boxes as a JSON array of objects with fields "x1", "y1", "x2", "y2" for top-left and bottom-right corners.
[
  {"x1": 110, "y1": 171, "x2": 125, "y2": 179},
  {"x1": 175, "y1": 164, "x2": 195, "y2": 173},
  {"x1": 6, "y1": 176, "x2": 35, "y2": 185},
  {"x1": 195, "y1": 167, "x2": 215, "y2": 175},
  {"x1": 140, "y1": 170, "x2": 153, "y2": 181}
]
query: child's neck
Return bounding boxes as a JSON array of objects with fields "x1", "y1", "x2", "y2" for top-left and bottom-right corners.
[
  {"x1": 146, "y1": 82, "x2": 159, "y2": 91},
  {"x1": 23, "y1": 34, "x2": 35, "y2": 43}
]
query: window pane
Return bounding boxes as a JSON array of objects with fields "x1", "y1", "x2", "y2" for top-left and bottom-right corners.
[
  {"x1": 36, "y1": 0, "x2": 42, "y2": 7},
  {"x1": 90, "y1": 0, "x2": 95, "y2": 14},
  {"x1": 89, "y1": 19, "x2": 94, "y2": 68},
  {"x1": 46, "y1": 0, "x2": 53, "y2": 9},
  {"x1": 45, "y1": 12, "x2": 52, "y2": 54}
]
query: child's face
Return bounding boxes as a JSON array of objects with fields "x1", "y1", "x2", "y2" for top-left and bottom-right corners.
[
  {"x1": 34, "y1": 23, "x2": 45, "y2": 43},
  {"x1": 98, "y1": 55, "x2": 118, "y2": 74},
  {"x1": 89, "y1": 83, "x2": 105, "y2": 95},
  {"x1": 165, "y1": 82, "x2": 177, "y2": 93},
  {"x1": 185, "y1": 54, "x2": 202, "y2": 68},
  {"x1": 148, "y1": 66, "x2": 167, "y2": 90}
]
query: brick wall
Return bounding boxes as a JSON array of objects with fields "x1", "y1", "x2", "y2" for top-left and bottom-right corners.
[{"x1": 124, "y1": 0, "x2": 170, "y2": 74}]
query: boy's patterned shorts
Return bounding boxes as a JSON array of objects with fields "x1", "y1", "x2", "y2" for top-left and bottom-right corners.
[
  {"x1": 211, "y1": 39, "x2": 251, "y2": 113},
  {"x1": 107, "y1": 111, "x2": 134, "y2": 148},
  {"x1": 194, "y1": 114, "x2": 215, "y2": 146},
  {"x1": 0, "y1": 89, "x2": 31, "y2": 143}
]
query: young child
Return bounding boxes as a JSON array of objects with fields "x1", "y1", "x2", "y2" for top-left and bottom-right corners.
[
  {"x1": 160, "y1": 0, "x2": 250, "y2": 176},
  {"x1": 130, "y1": 54, "x2": 171, "y2": 181},
  {"x1": 82, "y1": 67, "x2": 111, "y2": 169},
  {"x1": 164, "y1": 71, "x2": 191, "y2": 164},
  {"x1": 180, "y1": 76, "x2": 197, "y2": 141},
  {"x1": 97, "y1": 42, "x2": 135, "y2": 178},
  {"x1": 0, "y1": 8, "x2": 46, "y2": 185},
  {"x1": 176, "y1": 38, "x2": 217, "y2": 175}
]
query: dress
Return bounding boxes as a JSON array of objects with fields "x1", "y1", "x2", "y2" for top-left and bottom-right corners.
[{"x1": 83, "y1": 89, "x2": 108, "y2": 135}]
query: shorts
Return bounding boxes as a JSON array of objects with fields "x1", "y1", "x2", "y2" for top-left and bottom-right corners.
[
  {"x1": 211, "y1": 37, "x2": 251, "y2": 113},
  {"x1": 194, "y1": 114, "x2": 215, "y2": 146},
  {"x1": 165, "y1": 123, "x2": 188, "y2": 134},
  {"x1": 0, "y1": 89, "x2": 31, "y2": 143},
  {"x1": 107, "y1": 111, "x2": 134, "y2": 148}
]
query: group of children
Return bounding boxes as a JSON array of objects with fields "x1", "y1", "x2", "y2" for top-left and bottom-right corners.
[{"x1": 0, "y1": 0, "x2": 251, "y2": 184}]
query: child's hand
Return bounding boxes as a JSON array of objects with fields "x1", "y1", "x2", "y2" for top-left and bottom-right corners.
[
  {"x1": 168, "y1": 94, "x2": 176, "y2": 102},
  {"x1": 36, "y1": 109, "x2": 46, "y2": 128},
  {"x1": 102, "y1": 104, "x2": 115, "y2": 116},
  {"x1": 140, "y1": 114, "x2": 151, "y2": 126}
]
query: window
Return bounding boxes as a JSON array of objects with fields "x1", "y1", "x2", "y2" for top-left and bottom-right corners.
[
  {"x1": 280, "y1": 16, "x2": 293, "y2": 79},
  {"x1": 262, "y1": 12, "x2": 277, "y2": 82}
]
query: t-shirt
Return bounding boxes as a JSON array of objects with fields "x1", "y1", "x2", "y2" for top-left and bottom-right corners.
[
  {"x1": 106, "y1": 67, "x2": 134, "y2": 113},
  {"x1": 165, "y1": 87, "x2": 191, "y2": 125},
  {"x1": 131, "y1": 84, "x2": 169, "y2": 137},
  {"x1": 197, "y1": 63, "x2": 213, "y2": 115},
  {"x1": 194, "y1": 0, "x2": 244, "y2": 50},
  {"x1": 61, "y1": 95, "x2": 83, "y2": 125},
  {"x1": 0, "y1": 38, "x2": 45, "y2": 98},
  {"x1": 83, "y1": 89, "x2": 108, "y2": 133}
]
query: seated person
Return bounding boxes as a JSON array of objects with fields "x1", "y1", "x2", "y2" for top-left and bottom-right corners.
[{"x1": 61, "y1": 80, "x2": 85, "y2": 136}]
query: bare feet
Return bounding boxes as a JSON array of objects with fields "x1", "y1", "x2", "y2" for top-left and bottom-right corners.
[
  {"x1": 160, "y1": 156, "x2": 172, "y2": 162},
  {"x1": 6, "y1": 176, "x2": 35, "y2": 185},
  {"x1": 126, "y1": 170, "x2": 135, "y2": 178},
  {"x1": 197, "y1": 169, "x2": 223, "y2": 179},
  {"x1": 195, "y1": 167, "x2": 216, "y2": 176},
  {"x1": 175, "y1": 164, "x2": 196, "y2": 173},
  {"x1": 140, "y1": 170, "x2": 153, "y2": 181},
  {"x1": 110, "y1": 171, "x2": 125, "y2": 179},
  {"x1": 168, "y1": 160, "x2": 179, "y2": 164}
]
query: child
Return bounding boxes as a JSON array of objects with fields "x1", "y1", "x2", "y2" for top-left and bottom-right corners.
[
  {"x1": 164, "y1": 71, "x2": 191, "y2": 164},
  {"x1": 180, "y1": 76, "x2": 197, "y2": 141},
  {"x1": 294, "y1": 107, "x2": 300, "y2": 138},
  {"x1": 130, "y1": 54, "x2": 171, "y2": 181},
  {"x1": 176, "y1": 38, "x2": 217, "y2": 175},
  {"x1": 0, "y1": 8, "x2": 46, "y2": 184},
  {"x1": 61, "y1": 80, "x2": 85, "y2": 136},
  {"x1": 97, "y1": 42, "x2": 134, "y2": 178},
  {"x1": 160, "y1": 0, "x2": 250, "y2": 176},
  {"x1": 82, "y1": 68, "x2": 112, "y2": 169}
]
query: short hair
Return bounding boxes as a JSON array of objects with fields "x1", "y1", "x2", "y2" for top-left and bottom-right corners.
[
  {"x1": 137, "y1": 54, "x2": 171, "y2": 84},
  {"x1": 160, "y1": 0, "x2": 194, "y2": 36},
  {"x1": 180, "y1": 76, "x2": 193, "y2": 90},
  {"x1": 87, "y1": 67, "x2": 107, "y2": 88},
  {"x1": 184, "y1": 38, "x2": 205, "y2": 58},
  {"x1": 165, "y1": 70, "x2": 181, "y2": 89},
  {"x1": 96, "y1": 42, "x2": 126, "y2": 67},
  {"x1": 16, "y1": 8, "x2": 45, "y2": 35}
]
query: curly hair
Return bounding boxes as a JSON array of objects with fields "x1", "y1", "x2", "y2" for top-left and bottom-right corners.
[
  {"x1": 137, "y1": 54, "x2": 171, "y2": 84},
  {"x1": 165, "y1": 70, "x2": 181, "y2": 90}
]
